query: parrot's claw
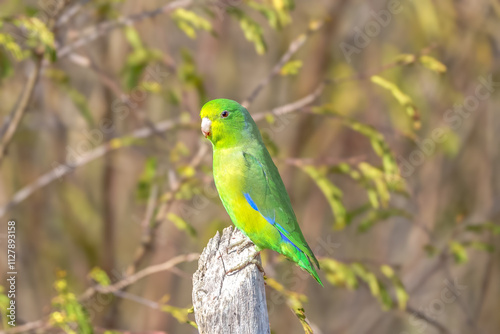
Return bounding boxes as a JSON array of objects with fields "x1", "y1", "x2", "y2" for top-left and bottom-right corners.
[
  {"x1": 225, "y1": 251, "x2": 265, "y2": 275},
  {"x1": 227, "y1": 239, "x2": 254, "y2": 254}
]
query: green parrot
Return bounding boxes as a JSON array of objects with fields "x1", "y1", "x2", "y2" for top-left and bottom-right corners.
[{"x1": 200, "y1": 98, "x2": 323, "y2": 286}]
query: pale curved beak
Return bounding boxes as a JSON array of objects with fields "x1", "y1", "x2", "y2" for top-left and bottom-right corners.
[{"x1": 201, "y1": 117, "x2": 212, "y2": 138}]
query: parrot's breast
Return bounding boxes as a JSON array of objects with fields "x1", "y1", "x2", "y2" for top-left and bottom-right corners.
[{"x1": 212, "y1": 148, "x2": 280, "y2": 250}]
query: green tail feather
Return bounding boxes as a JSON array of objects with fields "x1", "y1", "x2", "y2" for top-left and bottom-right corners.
[{"x1": 296, "y1": 249, "x2": 323, "y2": 287}]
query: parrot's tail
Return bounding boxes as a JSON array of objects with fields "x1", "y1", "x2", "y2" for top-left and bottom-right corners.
[
  {"x1": 296, "y1": 250, "x2": 324, "y2": 287},
  {"x1": 279, "y1": 238, "x2": 323, "y2": 286}
]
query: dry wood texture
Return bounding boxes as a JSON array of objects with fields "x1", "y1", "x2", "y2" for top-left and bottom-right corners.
[{"x1": 192, "y1": 226, "x2": 270, "y2": 334}]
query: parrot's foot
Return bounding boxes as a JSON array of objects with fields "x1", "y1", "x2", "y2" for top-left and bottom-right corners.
[
  {"x1": 227, "y1": 239, "x2": 255, "y2": 254},
  {"x1": 226, "y1": 251, "x2": 265, "y2": 275}
]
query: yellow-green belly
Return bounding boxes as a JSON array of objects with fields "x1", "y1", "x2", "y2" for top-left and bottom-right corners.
[{"x1": 213, "y1": 149, "x2": 280, "y2": 251}]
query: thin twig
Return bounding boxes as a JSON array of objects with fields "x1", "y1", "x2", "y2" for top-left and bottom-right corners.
[
  {"x1": 9, "y1": 253, "x2": 199, "y2": 334},
  {"x1": 0, "y1": 46, "x2": 437, "y2": 216},
  {"x1": 442, "y1": 262, "x2": 484, "y2": 334},
  {"x1": 57, "y1": 0, "x2": 194, "y2": 59},
  {"x1": 140, "y1": 183, "x2": 159, "y2": 230},
  {"x1": 69, "y1": 53, "x2": 168, "y2": 139},
  {"x1": 126, "y1": 144, "x2": 208, "y2": 275},
  {"x1": 473, "y1": 234, "x2": 494, "y2": 319},
  {"x1": 242, "y1": 19, "x2": 328, "y2": 108},
  {"x1": 253, "y1": 82, "x2": 326, "y2": 121},
  {"x1": 80, "y1": 252, "x2": 199, "y2": 301},
  {"x1": 56, "y1": 0, "x2": 91, "y2": 27},
  {"x1": 406, "y1": 305, "x2": 451, "y2": 334},
  {"x1": 0, "y1": 117, "x2": 188, "y2": 217},
  {"x1": 0, "y1": 58, "x2": 42, "y2": 163},
  {"x1": 110, "y1": 290, "x2": 162, "y2": 309}
]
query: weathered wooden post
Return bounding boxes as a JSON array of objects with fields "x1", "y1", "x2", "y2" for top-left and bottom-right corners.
[{"x1": 192, "y1": 226, "x2": 270, "y2": 334}]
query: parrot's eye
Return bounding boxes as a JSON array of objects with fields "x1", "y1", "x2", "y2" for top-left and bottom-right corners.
[{"x1": 221, "y1": 111, "x2": 229, "y2": 118}]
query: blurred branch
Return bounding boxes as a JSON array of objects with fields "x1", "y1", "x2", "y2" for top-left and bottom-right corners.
[
  {"x1": 251, "y1": 44, "x2": 439, "y2": 122},
  {"x1": 242, "y1": 18, "x2": 328, "y2": 108},
  {"x1": 56, "y1": 0, "x2": 91, "y2": 27},
  {"x1": 140, "y1": 183, "x2": 159, "y2": 231},
  {"x1": 80, "y1": 252, "x2": 199, "y2": 301},
  {"x1": 254, "y1": 82, "x2": 326, "y2": 120},
  {"x1": 0, "y1": 58, "x2": 42, "y2": 164},
  {"x1": 9, "y1": 253, "x2": 199, "y2": 334},
  {"x1": 69, "y1": 53, "x2": 167, "y2": 138},
  {"x1": 474, "y1": 234, "x2": 494, "y2": 319},
  {"x1": 443, "y1": 261, "x2": 485, "y2": 334},
  {"x1": 108, "y1": 289, "x2": 164, "y2": 310},
  {"x1": 0, "y1": 45, "x2": 437, "y2": 216},
  {"x1": 284, "y1": 155, "x2": 367, "y2": 167},
  {"x1": 57, "y1": 0, "x2": 194, "y2": 59},
  {"x1": 405, "y1": 305, "x2": 451, "y2": 334},
  {"x1": 0, "y1": 117, "x2": 187, "y2": 217},
  {"x1": 126, "y1": 143, "x2": 208, "y2": 275}
]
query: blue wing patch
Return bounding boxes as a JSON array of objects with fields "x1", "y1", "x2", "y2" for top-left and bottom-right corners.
[
  {"x1": 244, "y1": 193, "x2": 259, "y2": 211},
  {"x1": 277, "y1": 230, "x2": 300, "y2": 251},
  {"x1": 243, "y1": 192, "x2": 300, "y2": 251}
]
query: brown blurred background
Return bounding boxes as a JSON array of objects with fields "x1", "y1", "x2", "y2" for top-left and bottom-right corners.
[{"x1": 0, "y1": 0, "x2": 499, "y2": 333}]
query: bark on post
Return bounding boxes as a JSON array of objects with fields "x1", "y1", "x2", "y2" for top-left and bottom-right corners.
[{"x1": 192, "y1": 226, "x2": 270, "y2": 334}]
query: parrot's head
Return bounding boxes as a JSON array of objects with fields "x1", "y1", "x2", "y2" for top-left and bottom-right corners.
[{"x1": 200, "y1": 99, "x2": 259, "y2": 148}]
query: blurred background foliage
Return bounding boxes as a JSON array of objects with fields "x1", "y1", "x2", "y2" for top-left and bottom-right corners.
[{"x1": 0, "y1": 0, "x2": 499, "y2": 333}]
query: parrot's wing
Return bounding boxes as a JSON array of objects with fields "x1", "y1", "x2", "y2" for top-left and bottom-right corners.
[{"x1": 242, "y1": 151, "x2": 320, "y2": 268}]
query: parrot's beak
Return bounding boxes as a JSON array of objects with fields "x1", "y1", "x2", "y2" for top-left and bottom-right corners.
[{"x1": 201, "y1": 117, "x2": 212, "y2": 138}]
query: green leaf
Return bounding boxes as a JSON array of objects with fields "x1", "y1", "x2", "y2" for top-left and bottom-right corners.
[
  {"x1": 280, "y1": 60, "x2": 303, "y2": 76},
  {"x1": 124, "y1": 25, "x2": 143, "y2": 49},
  {"x1": 463, "y1": 241, "x2": 494, "y2": 253},
  {"x1": 345, "y1": 203, "x2": 371, "y2": 226},
  {"x1": 248, "y1": 1, "x2": 280, "y2": 29},
  {"x1": 161, "y1": 304, "x2": 198, "y2": 328},
  {"x1": 0, "y1": 48, "x2": 13, "y2": 79},
  {"x1": 248, "y1": 0, "x2": 295, "y2": 29},
  {"x1": 13, "y1": 17, "x2": 56, "y2": 61},
  {"x1": 227, "y1": 8, "x2": 267, "y2": 55},
  {"x1": 300, "y1": 165, "x2": 347, "y2": 229},
  {"x1": 294, "y1": 308, "x2": 313, "y2": 334},
  {"x1": 178, "y1": 49, "x2": 205, "y2": 99},
  {"x1": 449, "y1": 241, "x2": 468, "y2": 264},
  {"x1": 89, "y1": 267, "x2": 111, "y2": 286},
  {"x1": 167, "y1": 213, "x2": 197, "y2": 237},
  {"x1": 272, "y1": 0, "x2": 294, "y2": 27},
  {"x1": 0, "y1": 31, "x2": 29, "y2": 60},
  {"x1": 465, "y1": 222, "x2": 500, "y2": 235},
  {"x1": 169, "y1": 141, "x2": 191, "y2": 162},
  {"x1": 357, "y1": 208, "x2": 411, "y2": 233},
  {"x1": 351, "y1": 263, "x2": 393, "y2": 310},
  {"x1": 320, "y1": 258, "x2": 358, "y2": 289},
  {"x1": 50, "y1": 275, "x2": 93, "y2": 334},
  {"x1": 378, "y1": 281, "x2": 393, "y2": 310},
  {"x1": 370, "y1": 75, "x2": 420, "y2": 130},
  {"x1": 122, "y1": 27, "x2": 163, "y2": 90},
  {"x1": 358, "y1": 163, "x2": 390, "y2": 208},
  {"x1": 419, "y1": 55, "x2": 447, "y2": 74},
  {"x1": 140, "y1": 81, "x2": 162, "y2": 93},
  {"x1": 352, "y1": 263, "x2": 379, "y2": 296},
  {"x1": 172, "y1": 8, "x2": 213, "y2": 39},
  {"x1": 380, "y1": 265, "x2": 408, "y2": 310},
  {"x1": 0, "y1": 286, "x2": 11, "y2": 329},
  {"x1": 266, "y1": 278, "x2": 311, "y2": 334},
  {"x1": 66, "y1": 87, "x2": 94, "y2": 126},
  {"x1": 424, "y1": 244, "x2": 437, "y2": 257},
  {"x1": 44, "y1": 69, "x2": 94, "y2": 126},
  {"x1": 136, "y1": 157, "x2": 158, "y2": 200},
  {"x1": 315, "y1": 107, "x2": 402, "y2": 187}
]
